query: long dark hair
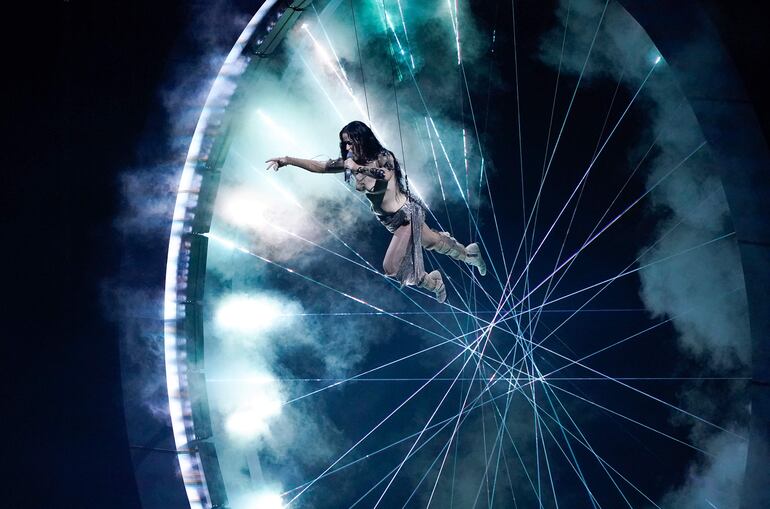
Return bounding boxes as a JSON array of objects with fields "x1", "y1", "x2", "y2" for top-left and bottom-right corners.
[{"x1": 339, "y1": 121, "x2": 407, "y2": 195}]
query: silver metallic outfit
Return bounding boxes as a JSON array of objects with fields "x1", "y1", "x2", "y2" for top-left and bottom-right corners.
[{"x1": 375, "y1": 198, "x2": 426, "y2": 286}]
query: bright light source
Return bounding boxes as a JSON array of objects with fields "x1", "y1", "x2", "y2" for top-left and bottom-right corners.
[
  {"x1": 221, "y1": 192, "x2": 270, "y2": 230},
  {"x1": 225, "y1": 404, "x2": 279, "y2": 438},
  {"x1": 230, "y1": 487, "x2": 288, "y2": 509},
  {"x1": 215, "y1": 294, "x2": 287, "y2": 333},
  {"x1": 234, "y1": 490, "x2": 285, "y2": 509},
  {"x1": 224, "y1": 378, "x2": 283, "y2": 440},
  {"x1": 654, "y1": 55, "x2": 662, "y2": 64},
  {"x1": 253, "y1": 492, "x2": 284, "y2": 509}
]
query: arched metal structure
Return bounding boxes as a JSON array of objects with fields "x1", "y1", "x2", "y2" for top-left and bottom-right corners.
[
  {"x1": 146, "y1": 1, "x2": 770, "y2": 507},
  {"x1": 615, "y1": 3, "x2": 770, "y2": 506},
  {"x1": 160, "y1": 1, "x2": 311, "y2": 508}
]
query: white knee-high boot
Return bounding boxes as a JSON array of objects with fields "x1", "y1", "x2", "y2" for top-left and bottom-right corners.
[
  {"x1": 431, "y1": 233, "x2": 487, "y2": 276},
  {"x1": 418, "y1": 270, "x2": 446, "y2": 303}
]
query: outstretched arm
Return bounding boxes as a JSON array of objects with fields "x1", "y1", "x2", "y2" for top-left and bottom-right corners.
[{"x1": 266, "y1": 156, "x2": 346, "y2": 174}]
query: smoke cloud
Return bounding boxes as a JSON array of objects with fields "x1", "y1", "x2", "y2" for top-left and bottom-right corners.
[{"x1": 538, "y1": 0, "x2": 751, "y2": 504}]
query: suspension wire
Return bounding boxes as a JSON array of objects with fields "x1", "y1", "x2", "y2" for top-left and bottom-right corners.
[
  {"x1": 349, "y1": 1, "x2": 477, "y2": 329},
  {"x1": 387, "y1": 23, "x2": 411, "y2": 200},
  {"x1": 377, "y1": 12, "x2": 508, "y2": 292},
  {"x1": 374, "y1": 0, "x2": 490, "y2": 341},
  {"x1": 349, "y1": 0, "x2": 371, "y2": 123}
]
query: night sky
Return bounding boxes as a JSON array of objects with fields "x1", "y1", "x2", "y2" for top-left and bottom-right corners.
[{"x1": 5, "y1": 1, "x2": 770, "y2": 508}]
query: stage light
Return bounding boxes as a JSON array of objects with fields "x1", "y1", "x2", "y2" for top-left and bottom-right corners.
[
  {"x1": 224, "y1": 376, "x2": 283, "y2": 440},
  {"x1": 221, "y1": 191, "x2": 269, "y2": 230},
  {"x1": 225, "y1": 402, "x2": 280, "y2": 439},
  {"x1": 233, "y1": 489, "x2": 285, "y2": 509},
  {"x1": 215, "y1": 294, "x2": 288, "y2": 334},
  {"x1": 254, "y1": 492, "x2": 284, "y2": 509},
  {"x1": 251, "y1": 491, "x2": 285, "y2": 509}
]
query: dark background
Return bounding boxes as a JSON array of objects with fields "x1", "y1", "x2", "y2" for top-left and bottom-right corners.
[{"x1": 2, "y1": 1, "x2": 768, "y2": 507}]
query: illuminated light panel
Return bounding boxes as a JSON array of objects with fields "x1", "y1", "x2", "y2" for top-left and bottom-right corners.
[
  {"x1": 223, "y1": 371, "x2": 283, "y2": 441},
  {"x1": 231, "y1": 488, "x2": 287, "y2": 509}
]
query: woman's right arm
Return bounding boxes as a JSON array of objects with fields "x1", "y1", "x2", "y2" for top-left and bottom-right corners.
[{"x1": 266, "y1": 156, "x2": 346, "y2": 174}]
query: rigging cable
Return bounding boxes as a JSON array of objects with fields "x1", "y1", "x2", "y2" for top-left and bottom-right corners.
[{"x1": 350, "y1": 0, "x2": 371, "y2": 123}]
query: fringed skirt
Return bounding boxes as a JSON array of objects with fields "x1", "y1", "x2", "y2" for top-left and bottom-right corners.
[{"x1": 376, "y1": 200, "x2": 426, "y2": 286}]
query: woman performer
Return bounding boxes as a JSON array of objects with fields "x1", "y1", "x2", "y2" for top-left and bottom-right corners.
[{"x1": 266, "y1": 121, "x2": 486, "y2": 303}]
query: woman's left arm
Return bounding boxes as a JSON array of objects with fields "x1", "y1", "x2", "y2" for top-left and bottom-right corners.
[{"x1": 345, "y1": 152, "x2": 394, "y2": 180}]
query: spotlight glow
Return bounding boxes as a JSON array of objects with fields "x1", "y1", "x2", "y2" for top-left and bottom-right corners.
[
  {"x1": 222, "y1": 192, "x2": 269, "y2": 230},
  {"x1": 225, "y1": 400, "x2": 281, "y2": 439},
  {"x1": 253, "y1": 492, "x2": 284, "y2": 509},
  {"x1": 215, "y1": 294, "x2": 293, "y2": 334},
  {"x1": 236, "y1": 490, "x2": 285, "y2": 509},
  {"x1": 224, "y1": 374, "x2": 283, "y2": 440}
]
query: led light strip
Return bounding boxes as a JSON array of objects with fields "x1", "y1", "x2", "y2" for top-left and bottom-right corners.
[{"x1": 163, "y1": 1, "x2": 284, "y2": 507}]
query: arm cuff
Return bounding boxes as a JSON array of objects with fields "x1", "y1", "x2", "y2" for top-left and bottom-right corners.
[{"x1": 325, "y1": 158, "x2": 344, "y2": 170}]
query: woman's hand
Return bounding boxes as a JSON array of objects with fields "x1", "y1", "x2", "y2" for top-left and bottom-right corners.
[{"x1": 266, "y1": 156, "x2": 289, "y2": 171}]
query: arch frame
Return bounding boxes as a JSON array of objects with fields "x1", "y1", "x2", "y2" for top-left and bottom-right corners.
[
  {"x1": 616, "y1": 1, "x2": 770, "y2": 507},
  {"x1": 149, "y1": 1, "x2": 770, "y2": 507}
]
